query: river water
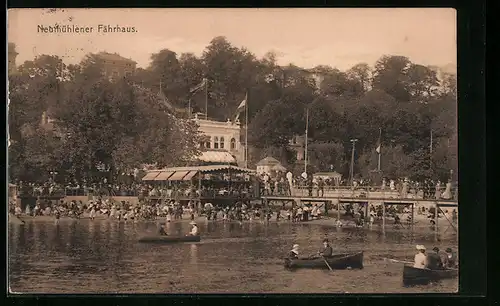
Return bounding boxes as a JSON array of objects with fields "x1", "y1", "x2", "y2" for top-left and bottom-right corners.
[{"x1": 8, "y1": 219, "x2": 458, "y2": 294}]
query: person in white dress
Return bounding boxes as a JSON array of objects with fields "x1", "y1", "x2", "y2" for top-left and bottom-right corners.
[
  {"x1": 414, "y1": 245, "x2": 428, "y2": 269},
  {"x1": 188, "y1": 221, "x2": 199, "y2": 236}
]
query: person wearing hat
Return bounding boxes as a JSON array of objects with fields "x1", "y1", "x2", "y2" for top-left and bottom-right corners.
[
  {"x1": 442, "y1": 247, "x2": 457, "y2": 268},
  {"x1": 318, "y1": 238, "x2": 333, "y2": 257},
  {"x1": 425, "y1": 247, "x2": 444, "y2": 269},
  {"x1": 188, "y1": 221, "x2": 199, "y2": 236},
  {"x1": 413, "y1": 245, "x2": 428, "y2": 269},
  {"x1": 288, "y1": 244, "x2": 299, "y2": 259}
]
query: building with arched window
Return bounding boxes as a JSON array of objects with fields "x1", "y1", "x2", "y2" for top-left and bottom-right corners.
[{"x1": 194, "y1": 113, "x2": 245, "y2": 166}]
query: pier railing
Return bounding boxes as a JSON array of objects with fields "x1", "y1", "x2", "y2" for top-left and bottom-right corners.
[{"x1": 263, "y1": 185, "x2": 458, "y2": 201}]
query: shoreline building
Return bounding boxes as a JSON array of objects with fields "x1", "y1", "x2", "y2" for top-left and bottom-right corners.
[
  {"x1": 193, "y1": 113, "x2": 245, "y2": 167},
  {"x1": 94, "y1": 52, "x2": 137, "y2": 80}
]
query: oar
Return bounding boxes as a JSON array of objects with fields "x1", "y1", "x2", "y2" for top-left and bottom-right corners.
[
  {"x1": 383, "y1": 258, "x2": 413, "y2": 265},
  {"x1": 322, "y1": 256, "x2": 333, "y2": 271}
]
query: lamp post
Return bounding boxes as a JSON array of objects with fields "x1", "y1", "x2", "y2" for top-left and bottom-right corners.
[{"x1": 349, "y1": 139, "x2": 358, "y2": 185}]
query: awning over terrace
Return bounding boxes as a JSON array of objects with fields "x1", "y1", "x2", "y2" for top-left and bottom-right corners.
[
  {"x1": 168, "y1": 171, "x2": 190, "y2": 181},
  {"x1": 141, "y1": 171, "x2": 160, "y2": 181},
  {"x1": 143, "y1": 165, "x2": 255, "y2": 181},
  {"x1": 153, "y1": 171, "x2": 174, "y2": 181}
]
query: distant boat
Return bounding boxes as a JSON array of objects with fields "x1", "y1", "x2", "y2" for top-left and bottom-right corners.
[
  {"x1": 138, "y1": 235, "x2": 201, "y2": 244},
  {"x1": 284, "y1": 252, "x2": 364, "y2": 270}
]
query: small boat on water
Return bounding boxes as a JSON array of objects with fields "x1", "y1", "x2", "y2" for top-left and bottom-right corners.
[
  {"x1": 403, "y1": 265, "x2": 458, "y2": 286},
  {"x1": 138, "y1": 235, "x2": 201, "y2": 243},
  {"x1": 284, "y1": 252, "x2": 364, "y2": 270}
]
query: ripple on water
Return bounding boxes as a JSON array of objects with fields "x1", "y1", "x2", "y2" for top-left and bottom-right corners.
[{"x1": 8, "y1": 220, "x2": 458, "y2": 293}]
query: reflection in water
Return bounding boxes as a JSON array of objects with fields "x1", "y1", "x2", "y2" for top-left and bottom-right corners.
[
  {"x1": 190, "y1": 244, "x2": 198, "y2": 266},
  {"x1": 8, "y1": 220, "x2": 457, "y2": 294}
]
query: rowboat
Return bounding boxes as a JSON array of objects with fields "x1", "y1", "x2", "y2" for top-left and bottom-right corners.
[
  {"x1": 403, "y1": 265, "x2": 458, "y2": 286},
  {"x1": 138, "y1": 235, "x2": 201, "y2": 243},
  {"x1": 284, "y1": 252, "x2": 364, "y2": 270}
]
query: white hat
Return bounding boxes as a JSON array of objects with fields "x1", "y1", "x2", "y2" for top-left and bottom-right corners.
[
  {"x1": 416, "y1": 245, "x2": 426, "y2": 250},
  {"x1": 292, "y1": 244, "x2": 299, "y2": 249}
]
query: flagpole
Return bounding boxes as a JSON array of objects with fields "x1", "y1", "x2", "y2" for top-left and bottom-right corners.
[
  {"x1": 377, "y1": 128, "x2": 382, "y2": 171},
  {"x1": 205, "y1": 78, "x2": 208, "y2": 120},
  {"x1": 245, "y1": 91, "x2": 248, "y2": 169},
  {"x1": 304, "y1": 108, "x2": 309, "y2": 174},
  {"x1": 430, "y1": 129, "x2": 433, "y2": 169}
]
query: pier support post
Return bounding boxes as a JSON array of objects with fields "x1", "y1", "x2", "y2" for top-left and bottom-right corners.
[
  {"x1": 365, "y1": 202, "x2": 369, "y2": 219},
  {"x1": 434, "y1": 202, "x2": 439, "y2": 232},
  {"x1": 411, "y1": 203, "x2": 414, "y2": 231},
  {"x1": 382, "y1": 202, "x2": 386, "y2": 230},
  {"x1": 337, "y1": 201, "x2": 340, "y2": 221}
]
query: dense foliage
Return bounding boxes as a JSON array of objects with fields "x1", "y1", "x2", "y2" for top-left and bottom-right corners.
[{"x1": 8, "y1": 36, "x2": 457, "y2": 182}]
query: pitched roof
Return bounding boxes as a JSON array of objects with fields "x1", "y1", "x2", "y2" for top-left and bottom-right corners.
[
  {"x1": 256, "y1": 156, "x2": 281, "y2": 166},
  {"x1": 96, "y1": 52, "x2": 136, "y2": 64}
]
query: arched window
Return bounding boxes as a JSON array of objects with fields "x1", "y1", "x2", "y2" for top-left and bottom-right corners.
[
  {"x1": 205, "y1": 137, "x2": 211, "y2": 149},
  {"x1": 230, "y1": 138, "x2": 236, "y2": 150},
  {"x1": 220, "y1": 137, "x2": 225, "y2": 149},
  {"x1": 214, "y1": 137, "x2": 219, "y2": 149}
]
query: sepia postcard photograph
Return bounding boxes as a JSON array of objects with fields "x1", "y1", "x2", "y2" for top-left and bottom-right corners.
[{"x1": 7, "y1": 8, "x2": 458, "y2": 294}]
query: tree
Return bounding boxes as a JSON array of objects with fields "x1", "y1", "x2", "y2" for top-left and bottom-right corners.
[
  {"x1": 249, "y1": 97, "x2": 306, "y2": 149},
  {"x1": 406, "y1": 64, "x2": 440, "y2": 102},
  {"x1": 148, "y1": 49, "x2": 184, "y2": 102},
  {"x1": 308, "y1": 142, "x2": 346, "y2": 173},
  {"x1": 308, "y1": 97, "x2": 347, "y2": 142},
  {"x1": 372, "y1": 55, "x2": 412, "y2": 102},
  {"x1": 347, "y1": 63, "x2": 372, "y2": 93},
  {"x1": 202, "y1": 36, "x2": 260, "y2": 120}
]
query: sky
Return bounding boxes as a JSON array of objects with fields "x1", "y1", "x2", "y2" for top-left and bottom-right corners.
[{"x1": 7, "y1": 8, "x2": 456, "y2": 72}]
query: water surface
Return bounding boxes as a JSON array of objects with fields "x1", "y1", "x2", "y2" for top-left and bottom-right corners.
[{"x1": 8, "y1": 219, "x2": 458, "y2": 293}]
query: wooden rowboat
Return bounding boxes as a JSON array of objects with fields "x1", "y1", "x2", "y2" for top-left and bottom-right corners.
[
  {"x1": 403, "y1": 265, "x2": 458, "y2": 286},
  {"x1": 138, "y1": 235, "x2": 201, "y2": 243},
  {"x1": 284, "y1": 252, "x2": 364, "y2": 270}
]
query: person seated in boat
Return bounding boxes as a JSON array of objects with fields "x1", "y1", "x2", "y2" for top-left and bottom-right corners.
[
  {"x1": 188, "y1": 221, "x2": 199, "y2": 236},
  {"x1": 413, "y1": 245, "x2": 428, "y2": 269},
  {"x1": 318, "y1": 239, "x2": 333, "y2": 257},
  {"x1": 288, "y1": 244, "x2": 299, "y2": 259},
  {"x1": 426, "y1": 247, "x2": 444, "y2": 269},
  {"x1": 443, "y1": 248, "x2": 457, "y2": 268},
  {"x1": 158, "y1": 224, "x2": 168, "y2": 236}
]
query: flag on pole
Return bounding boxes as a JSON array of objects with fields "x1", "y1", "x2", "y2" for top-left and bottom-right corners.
[
  {"x1": 189, "y1": 78, "x2": 207, "y2": 95},
  {"x1": 233, "y1": 92, "x2": 247, "y2": 122}
]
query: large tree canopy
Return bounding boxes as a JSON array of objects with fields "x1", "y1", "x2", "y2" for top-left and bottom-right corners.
[{"x1": 8, "y1": 37, "x2": 457, "y2": 182}]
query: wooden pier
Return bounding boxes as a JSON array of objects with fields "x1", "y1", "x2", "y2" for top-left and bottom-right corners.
[{"x1": 261, "y1": 194, "x2": 458, "y2": 234}]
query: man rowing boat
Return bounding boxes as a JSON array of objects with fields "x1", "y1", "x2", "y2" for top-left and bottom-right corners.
[
  {"x1": 318, "y1": 238, "x2": 333, "y2": 257},
  {"x1": 158, "y1": 224, "x2": 168, "y2": 236},
  {"x1": 288, "y1": 244, "x2": 299, "y2": 259},
  {"x1": 426, "y1": 247, "x2": 444, "y2": 269}
]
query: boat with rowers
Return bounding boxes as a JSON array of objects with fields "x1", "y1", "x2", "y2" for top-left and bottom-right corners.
[
  {"x1": 402, "y1": 265, "x2": 458, "y2": 286},
  {"x1": 284, "y1": 252, "x2": 364, "y2": 270}
]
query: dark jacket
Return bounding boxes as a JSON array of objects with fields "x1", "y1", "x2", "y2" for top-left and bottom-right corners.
[
  {"x1": 320, "y1": 245, "x2": 333, "y2": 257},
  {"x1": 288, "y1": 250, "x2": 299, "y2": 259},
  {"x1": 426, "y1": 252, "x2": 443, "y2": 269},
  {"x1": 443, "y1": 252, "x2": 457, "y2": 268},
  {"x1": 158, "y1": 227, "x2": 167, "y2": 236}
]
